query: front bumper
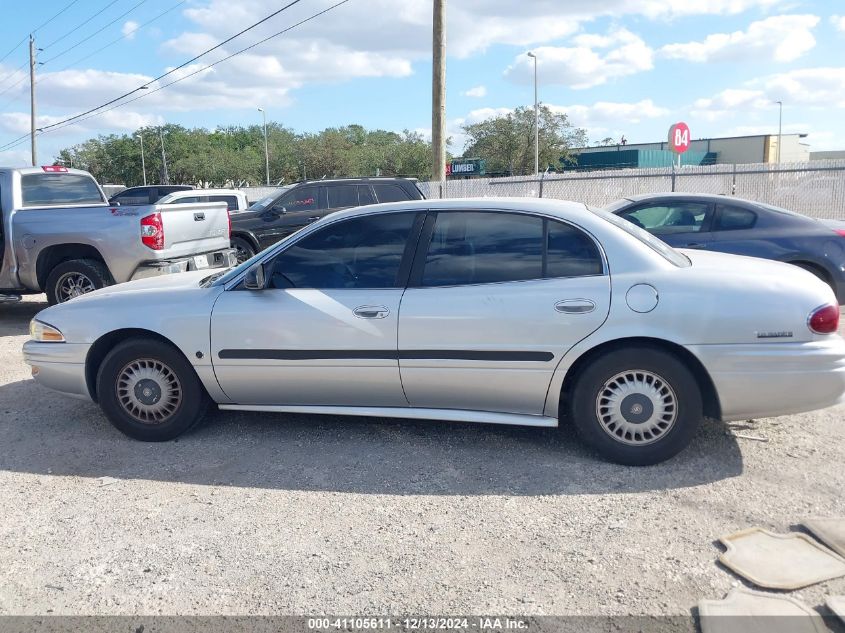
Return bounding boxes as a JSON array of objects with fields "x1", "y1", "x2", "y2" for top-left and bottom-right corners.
[
  {"x1": 130, "y1": 248, "x2": 237, "y2": 281},
  {"x1": 23, "y1": 341, "x2": 93, "y2": 401},
  {"x1": 688, "y1": 337, "x2": 845, "y2": 421}
]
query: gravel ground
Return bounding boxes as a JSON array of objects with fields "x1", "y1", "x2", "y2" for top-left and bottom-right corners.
[{"x1": 0, "y1": 295, "x2": 844, "y2": 618}]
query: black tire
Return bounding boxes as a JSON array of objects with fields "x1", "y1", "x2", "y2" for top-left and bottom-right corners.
[
  {"x1": 231, "y1": 236, "x2": 256, "y2": 264},
  {"x1": 96, "y1": 338, "x2": 209, "y2": 441},
  {"x1": 45, "y1": 258, "x2": 112, "y2": 305},
  {"x1": 568, "y1": 346, "x2": 703, "y2": 466}
]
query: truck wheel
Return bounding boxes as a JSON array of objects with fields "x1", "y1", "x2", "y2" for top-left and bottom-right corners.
[
  {"x1": 568, "y1": 347, "x2": 703, "y2": 466},
  {"x1": 45, "y1": 259, "x2": 112, "y2": 305},
  {"x1": 231, "y1": 236, "x2": 256, "y2": 264},
  {"x1": 96, "y1": 338, "x2": 208, "y2": 441}
]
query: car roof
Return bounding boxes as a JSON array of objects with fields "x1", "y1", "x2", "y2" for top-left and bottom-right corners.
[
  {"x1": 164, "y1": 188, "x2": 243, "y2": 196},
  {"x1": 293, "y1": 177, "x2": 416, "y2": 186},
  {"x1": 621, "y1": 192, "x2": 746, "y2": 204},
  {"x1": 324, "y1": 197, "x2": 591, "y2": 222}
]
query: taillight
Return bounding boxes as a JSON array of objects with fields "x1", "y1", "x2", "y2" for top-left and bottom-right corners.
[
  {"x1": 227, "y1": 209, "x2": 232, "y2": 239},
  {"x1": 140, "y1": 212, "x2": 164, "y2": 250},
  {"x1": 808, "y1": 304, "x2": 840, "y2": 334},
  {"x1": 835, "y1": 229, "x2": 845, "y2": 238}
]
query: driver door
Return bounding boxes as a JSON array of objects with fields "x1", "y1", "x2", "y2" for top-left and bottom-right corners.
[
  {"x1": 255, "y1": 185, "x2": 327, "y2": 250},
  {"x1": 618, "y1": 200, "x2": 714, "y2": 250},
  {"x1": 210, "y1": 211, "x2": 423, "y2": 407}
]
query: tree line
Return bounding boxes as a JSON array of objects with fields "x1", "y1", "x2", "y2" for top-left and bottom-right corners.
[{"x1": 56, "y1": 105, "x2": 587, "y2": 186}]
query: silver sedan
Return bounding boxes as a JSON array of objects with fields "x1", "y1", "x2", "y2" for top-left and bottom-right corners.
[{"x1": 23, "y1": 198, "x2": 845, "y2": 465}]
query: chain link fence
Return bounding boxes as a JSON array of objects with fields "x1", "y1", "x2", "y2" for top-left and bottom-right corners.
[{"x1": 419, "y1": 160, "x2": 845, "y2": 220}]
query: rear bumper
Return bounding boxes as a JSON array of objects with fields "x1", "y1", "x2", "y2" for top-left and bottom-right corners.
[
  {"x1": 23, "y1": 341, "x2": 93, "y2": 401},
  {"x1": 130, "y1": 248, "x2": 236, "y2": 281},
  {"x1": 687, "y1": 337, "x2": 845, "y2": 421}
]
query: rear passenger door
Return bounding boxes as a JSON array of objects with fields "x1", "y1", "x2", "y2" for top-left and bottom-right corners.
[
  {"x1": 617, "y1": 200, "x2": 714, "y2": 249},
  {"x1": 397, "y1": 210, "x2": 610, "y2": 416}
]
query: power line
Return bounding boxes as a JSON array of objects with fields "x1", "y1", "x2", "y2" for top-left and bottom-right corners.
[
  {"x1": 0, "y1": 0, "x2": 81, "y2": 65},
  {"x1": 36, "y1": 0, "x2": 307, "y2": 134},
  {"x1": 44, "y1": 0, "x2": 353, "y2": 136},
  {"x1": 41, "y1": 0, "x2": 149, "y2": 64},
  {"x1": 0, "y1": 60, "x2": 28, "y2": 91},
  {"x1": 0, "y1": 0, "x2": 353, "y2": 154},
  {"x1": 42, "y1": 0, "x2": 124, "y2": 50}
]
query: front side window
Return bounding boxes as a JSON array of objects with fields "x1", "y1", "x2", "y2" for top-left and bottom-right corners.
[
  {"x1": 715, "y1": 204, "x2": 757, "y2": 231},
  {"x1": 421, "y1": 212, "x2": 544, "y2": 287},
  {"x1": 267, "y1": 212, "x2": 417, "y2": 289},
  {"x1": 22, "y1": 174, "x2": 105, "y2": 207},
  {"x1": 280, "y1": 186, "x2": 320, "y2": 212},
  {"x1": 620, "y1": 202, "x2": 711, "y2": 235}
]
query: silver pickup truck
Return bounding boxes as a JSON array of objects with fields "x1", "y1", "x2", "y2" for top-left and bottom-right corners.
[{"x1": 1, "y1": 166, "x2": 235, "y2": 305}]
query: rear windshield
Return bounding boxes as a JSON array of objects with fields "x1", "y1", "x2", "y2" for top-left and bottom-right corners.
[
  {"x1": 21, "y1": 173, "x2": 105, "y2": 207},
  {"x1": 590, "y1": 206, "x2": 691, "y2": 267}
]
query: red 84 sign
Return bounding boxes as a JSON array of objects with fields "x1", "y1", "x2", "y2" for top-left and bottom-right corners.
[{"x1": 668, "y1": 122, "x2": 691, "y2": 154}]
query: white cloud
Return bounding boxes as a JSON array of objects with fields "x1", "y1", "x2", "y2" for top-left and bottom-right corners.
[
  {"x1": 554, "y1": 99, "x2": 671, "y2": 127},
  {"x1": 463, "y1": 85, "x2": 487, "y2": 98},
  {"x1": 504, "y1": 28, "x2": 653, "y2": 89},
  {"x1": 832, "y1": 15, "x2": 845, "y2": 32},
  {"x1": 121, "y1": 21, "x2": 139, "y2": 40},
  {"x1": 661, "y1": 14, "x2": 819, "y2": 63}
]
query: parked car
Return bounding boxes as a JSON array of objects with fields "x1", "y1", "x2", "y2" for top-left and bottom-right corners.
[
  {"x1": 108, "y1": 184, "x2": 193, "y2": 206},
  {"x1": 230, "y1": 177, "x2": 424, "y2": 263},
  {"x1": 0, "y1": 166, "x2": 235, "y2": 305},
  {"x1": 157, "y1": 188, "x2": 249, "y2": 214},
  {"x1": 23, "y1": 198, "x2": 845, "y2": 465},
  {"x1": 606, "y1": 193, "x2": 845, "y2": 303}
]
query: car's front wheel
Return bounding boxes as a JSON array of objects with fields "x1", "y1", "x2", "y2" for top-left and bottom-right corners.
[
  {"x1": 96, "y1": 338, "x2": 208, "y2": 441},
  {"x1": 231, "y1": 236, "x2": 256, "y2": 264},
  {"x1": 569, "y1": 347, "x2": 703, "y2": 466}
]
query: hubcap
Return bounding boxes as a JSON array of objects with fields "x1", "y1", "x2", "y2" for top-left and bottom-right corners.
[
  {"x1": 116, "y1": 359, "x2": 182, "y2": 425},
  {"x1": 595, "y1": 370, "x2": 677, "y2": 446},
  {"x1": 234, "y1": 245, "x2": 252, "y2": 264},
  {"x1": 56, "y1": 272, "x2": 96, "y2": 302}
]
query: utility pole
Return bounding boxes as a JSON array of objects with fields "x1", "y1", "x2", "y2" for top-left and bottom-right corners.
[
  {"x1": 527, "y1": 51, "x2": 539, "y2": 176},
  {"x1": 431, "y1": 0, "x2": 446, "y2": 195},
  {"x1": 258, "y1": 107, "x2": 270, "y2": 186},
  {"x1": 158, "y1": 127, "x2": 169, "y2": 184},
  {"x1": 136, "y1": 133, "x2": 147, "y2": 186},
  {"x1": 29, "y1": 35, "x2": 37, "y2": 166}
]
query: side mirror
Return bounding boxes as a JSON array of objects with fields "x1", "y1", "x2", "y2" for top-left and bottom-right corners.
[{"x1": 243, "y1": 262, "x2": 267, "y2": 290}]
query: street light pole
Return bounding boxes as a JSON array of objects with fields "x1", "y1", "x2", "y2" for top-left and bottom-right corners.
[
  {"x1": 527, "y1": 51, "x2": 539, "y2": 176},
  {"x1": 158, "y1": 127, "x2": 169, "y2": 185},
  {"x1": 136, "y1": 133, "x2": 146, "y2": 186},
  {"x1": 258, "y1": 107, "x2": 270, "y2": 186},
  {"x1": 776, "y1": 100, "x2": 783, "y2": 164}
]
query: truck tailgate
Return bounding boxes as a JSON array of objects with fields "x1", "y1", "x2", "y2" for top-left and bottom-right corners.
[{"x1": 156, "y1": 202, "x2": 230, "y2": 258}]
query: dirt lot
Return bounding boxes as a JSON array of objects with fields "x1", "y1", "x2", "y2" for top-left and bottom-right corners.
[{"x1": 1, "y1": 296, "x2": 844, "y2": 618}]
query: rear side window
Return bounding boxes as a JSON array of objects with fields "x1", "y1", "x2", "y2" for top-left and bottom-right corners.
[
  {"x1": 281, "y1": 186, "x2": 321, "y2": 212},
  {"x1": 547, "y1": 221, "x2": 603, "y2": 277},
  {"x1": 373, "y1": 183, "x2": 410, "y2": 203},
  {"x1": 21, "y1": 174, "x2": 105, "y2": 207},
  {"x1": 210, "y1": 195, "x2": 238, "y2": 210},
  {"x1": 421, "y1": 212, "x2": 543, "y2": 287},
  {"x1": 715, "y1": 205, "x2": 757, "y2": 231},
  {"x1": 358, "y1": 185, "x2": 375, "y2": 205},
  {"x1": 327, "y1": 185, "x2": 359, "y2": 208}
]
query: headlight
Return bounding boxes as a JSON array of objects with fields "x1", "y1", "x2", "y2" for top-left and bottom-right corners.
[{"x1": 29, "y1": 320, "x2": 65, "y2": 342}]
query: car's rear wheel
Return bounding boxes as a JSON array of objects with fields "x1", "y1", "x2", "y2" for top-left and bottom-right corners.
[
  {"x1": 791, "y1": 261, "x2": 836, "y2": 295},
  {"x1": 96, "y1": 338, "x2": 208, "y2": 441},
  {"x1": 231, "y1": 236, "x2": 255, "y2": 264},
  {"x1": 568, "y1": 347, "x2": 703, "y2": 465},
  {"x1": 45, "y1": 259, "x2": 112, "y2": 305}
]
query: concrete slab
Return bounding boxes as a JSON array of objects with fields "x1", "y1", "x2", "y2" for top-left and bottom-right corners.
[
  {"x1": 718, "y1": 527, "x2": 845, "y2": 590},
  {"x1": 699, "y1": 587, "x2": 826, "y2": 633},
  {"x1": 827, "y1": 596, "x2": 845, "y2": 624},
  {"x1": 803, "y1": 518, "x2": 845, "y2": 558}
]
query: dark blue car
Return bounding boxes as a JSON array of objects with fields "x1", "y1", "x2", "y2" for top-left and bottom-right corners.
[{"x1": 607, "y1": 193, "x2": 845, "y2": 304}]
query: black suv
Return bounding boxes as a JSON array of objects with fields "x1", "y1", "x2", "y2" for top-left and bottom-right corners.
[
  {"x1": 230, "y1": 178, "x2": 424, "y2": 262},
  {"x1": 108, "y1": 185, "x2": 194, "y2": 206}
]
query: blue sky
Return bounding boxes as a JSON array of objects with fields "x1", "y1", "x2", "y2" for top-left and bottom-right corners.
[{"x1": 0, "y1": 0, "x2": 843, "y2": 166}]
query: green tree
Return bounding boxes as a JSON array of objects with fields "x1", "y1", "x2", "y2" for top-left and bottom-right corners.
[{"x1": 461, "y1": 105, "x2": 587, "y2": 175}]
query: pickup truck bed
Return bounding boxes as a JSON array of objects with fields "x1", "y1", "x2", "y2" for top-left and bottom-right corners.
[{"x1": 1, "y1": 166, "x2": 235, "y2": 305}]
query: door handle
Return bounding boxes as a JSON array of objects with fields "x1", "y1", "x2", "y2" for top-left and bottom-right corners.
[
  {"x1": 353, "y1": 305, "x2": 390, "y2": 319},
  {"x1": 555, "y1": 299, "x2": 596, "y2": 314},
  {"x1": 684, "y1": 242, "x2": 707, "y2": 249},
  {"x1": 308, "y1": 216, "x2": 321, "y2": 221}
]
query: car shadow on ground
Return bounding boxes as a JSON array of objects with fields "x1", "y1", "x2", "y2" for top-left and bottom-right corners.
[
  {"x1": 0, "y1": 378, "x2": 744, "y2": 495},
  {"x1": 0, "y1": 299, "x2": 47, "y2": 336}
]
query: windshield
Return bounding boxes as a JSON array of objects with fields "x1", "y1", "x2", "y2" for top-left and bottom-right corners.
[
  {"x1": 602, "y1": 198, "x2": 634, "y2": 213},
  {"x1": 589, "y1": 207, "x2": 691, "y2": 267},
  {"x1": 246, "y1": 186, "x2": 293, "y2": 212}
]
